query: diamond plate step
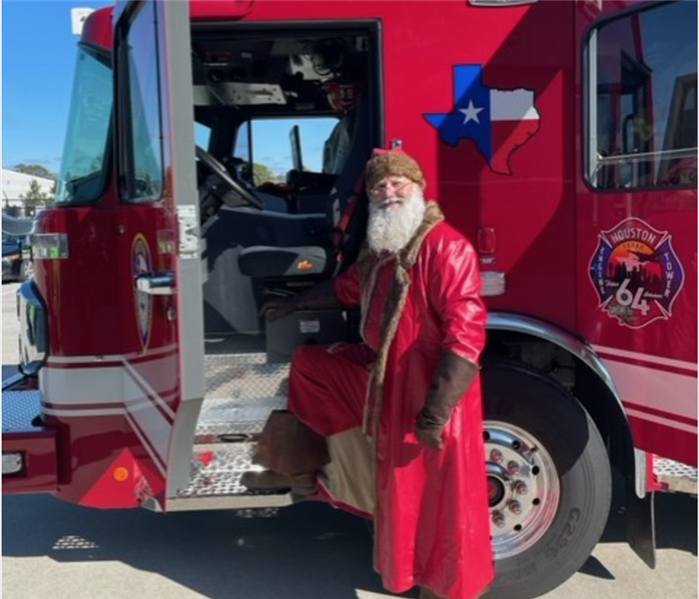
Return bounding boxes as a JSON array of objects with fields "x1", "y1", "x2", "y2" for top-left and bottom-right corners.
[
  {"x1": 172, "y1": 441, "x2": 293, "y2": 510},
  {"x1": 2, "y1": 389, "x2": 42, "y2": 431},
  {"x1": 205, "y1": 352, "x2": 289, "y2": 400},
  {"x1": 195, "y1": 395, "x2": 287, "y2": 442},
  {"x1": 655, "y1": 458, "x2": 697, "y2": 495},
  {"x1": 181, "y1": 442, "x2": 260, "y2": 497},
  {"x1": 183, "y1": 349, "x2": 294, "y2": 504},
  {"x1": 198, "y1": 351, "x2": 289, "y2": 442}
]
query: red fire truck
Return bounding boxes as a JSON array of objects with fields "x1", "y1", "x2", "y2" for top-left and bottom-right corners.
[{"x1": 3, "y1": 1, "x2": 696, "y2": 598}]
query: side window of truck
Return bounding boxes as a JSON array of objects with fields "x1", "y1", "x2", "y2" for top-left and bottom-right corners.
[
  {"x1": 118, "y1": 1, "x2": 165, "y2": 202},
  {"x1": 587, "y1": 1, "x2": 697, "y2": 190}
]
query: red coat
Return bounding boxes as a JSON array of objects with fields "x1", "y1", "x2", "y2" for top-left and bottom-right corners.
[{"x1": 332, "y1": 205, "x2": 494, "y2": 599}]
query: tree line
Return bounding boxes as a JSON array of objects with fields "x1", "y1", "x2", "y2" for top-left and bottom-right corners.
[{"x1": 4, "y1": 163, "x2": 57, "y2": 215}]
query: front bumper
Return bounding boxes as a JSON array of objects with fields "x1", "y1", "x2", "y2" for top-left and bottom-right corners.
[{"x1": 2, "y1": 386, "x2": 58, "y2": 494}]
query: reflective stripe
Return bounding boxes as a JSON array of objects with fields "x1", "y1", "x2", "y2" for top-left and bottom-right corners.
[
  {"x1": 39, "y1": 359, "x2": 178, "y2": 469},
  {"x1": 592, "y1": 344, "x2": 697, "y2": 373},
  {"x1": 47, "y1": 344, "x2": 178, "y2": 365},
  {"x1": 601, "y1": 359, "x2": 698, "y2": 423}
]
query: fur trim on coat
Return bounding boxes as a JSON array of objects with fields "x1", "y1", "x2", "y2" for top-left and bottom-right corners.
[{"x1": 355, "y1": 201, "x2": 445, "y2": 435}]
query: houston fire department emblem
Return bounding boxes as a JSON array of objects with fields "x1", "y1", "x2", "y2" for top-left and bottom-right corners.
[
  {"x1": 589, "y1": 218, "x2": 684, "y2": 329},
  {"x1": 132, "y1": 235, "x2": 152, "y2": 347}
]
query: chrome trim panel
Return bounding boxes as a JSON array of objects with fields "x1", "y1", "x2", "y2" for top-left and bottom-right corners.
[
  {"x1": 159, "y1": 0, "x2": 207, "y2": 502},
  {"x1": 481, "y1": 271, "x2": 506, "y2": 296},
  {"x1": 634, "y1": 450, "x2": 647, "y2": 499},
  {"x1": 487, "y1": 312, "x2": 623, "y2": 404}
]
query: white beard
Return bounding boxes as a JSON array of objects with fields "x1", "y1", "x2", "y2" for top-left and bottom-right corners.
[{"x1": 366, "y1": 186, "x2": 426, "y2": 254}]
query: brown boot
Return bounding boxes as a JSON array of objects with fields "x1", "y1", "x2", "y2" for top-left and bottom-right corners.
[{"x1": 240, "y1": 470, "x2": 316, "y2": 491}]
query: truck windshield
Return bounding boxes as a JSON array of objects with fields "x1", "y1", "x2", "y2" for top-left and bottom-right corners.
[{"x1": 55, "y1": 45, "x2": 112, "y2": 205}]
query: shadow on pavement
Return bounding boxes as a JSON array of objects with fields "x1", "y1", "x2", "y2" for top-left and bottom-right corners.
[{"x1": 2, "y1": 494, "x2": 400, "y2": 599}]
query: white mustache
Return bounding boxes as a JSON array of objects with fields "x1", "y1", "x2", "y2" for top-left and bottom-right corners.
[{"x1": 378, "y1": 198, "x2": 405, "y2": 209}]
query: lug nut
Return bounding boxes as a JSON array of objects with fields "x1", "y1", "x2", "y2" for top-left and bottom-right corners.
[
  {"x1": 514, "y1": 481, "x2": 528, "y2": 495},
  {"x1": 507, "y1": 460, "x2": 520, "y2": 475},
  {"x1": 490, "y1": 449, "x2": 504, "y2": 463},
  {"x1": 508, "y1": 501, "x2": 522, "y2": 515},
  {"x1": 492, "y1": 511, "x2": 506, "y2": 528}
]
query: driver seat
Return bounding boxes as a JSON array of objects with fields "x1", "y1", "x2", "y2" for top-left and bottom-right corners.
[
  {"x1": 237, "y1": 178, "x2": 365, "y2": 278},
  {"x1": 237, "y1": 94, "x2": 371, "y2": 279}
]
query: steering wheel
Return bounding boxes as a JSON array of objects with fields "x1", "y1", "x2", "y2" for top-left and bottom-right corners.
[{"x1": 196, "y1": 145, "x2": 265, "y2": 210}]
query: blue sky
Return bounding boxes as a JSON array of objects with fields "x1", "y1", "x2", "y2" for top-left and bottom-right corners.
[
  {"x1": 2, "y1": 0, "x2": 336, "y2": 178},
  {"x1": 2, "y1": 1, "x2": 112, "y2": 174}
]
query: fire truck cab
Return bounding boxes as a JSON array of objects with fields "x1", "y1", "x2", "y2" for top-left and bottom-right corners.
[{"x1": 3, "y1": 2, "x2": 696, "y2": 599}]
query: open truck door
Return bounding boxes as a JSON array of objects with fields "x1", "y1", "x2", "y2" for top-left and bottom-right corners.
[{"x1": 113, "y1": 0, "x2": 205, "y2": 509}]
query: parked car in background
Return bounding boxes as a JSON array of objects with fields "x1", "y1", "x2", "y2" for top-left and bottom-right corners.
[{"x1": 2, "y1": 215, "x2": 34, "y2": 282}]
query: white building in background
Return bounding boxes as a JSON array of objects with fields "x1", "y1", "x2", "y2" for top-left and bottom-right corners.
[{"x1": 1, "y1": 169, "x2": 54, "y2": 216}]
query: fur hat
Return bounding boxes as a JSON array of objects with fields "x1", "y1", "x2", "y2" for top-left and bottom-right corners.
[{"x1": 365, "y1": 150, "x2": 425, "y2": 191}]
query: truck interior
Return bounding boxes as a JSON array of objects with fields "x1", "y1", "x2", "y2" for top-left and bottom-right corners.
[
  {"x1": 191, "y1": 25, "x2": 378, "y2": 338},
  {"x1": 178, "y1": 23, "x2": 381, "y2": 500}
]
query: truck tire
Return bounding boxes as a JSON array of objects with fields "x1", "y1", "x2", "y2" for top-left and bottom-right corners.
[
  {"x1": 20, "y1": 260, "x2": 33, "y2": 281},
  {"x1": 481, "y1": 360, "x2": 611, "y2": 599}
]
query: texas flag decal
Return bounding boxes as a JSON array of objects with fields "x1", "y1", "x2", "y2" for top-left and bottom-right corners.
[{"x1": 424, "y1": 64, "x2": 540, "y2": 175}]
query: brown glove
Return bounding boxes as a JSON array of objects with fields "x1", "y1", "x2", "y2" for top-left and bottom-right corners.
[{"x1": 415, "y1": 351, "x2": 479, "y2": 450}]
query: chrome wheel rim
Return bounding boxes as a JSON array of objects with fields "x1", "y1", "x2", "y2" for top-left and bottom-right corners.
[{"x1": 484, "y1": 420, "x2": 560, "y2": 559}]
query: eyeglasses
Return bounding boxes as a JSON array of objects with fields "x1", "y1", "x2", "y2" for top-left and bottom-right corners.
[{"x1": 369, "y1": 177, "x2": 413, "y2": 197}]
